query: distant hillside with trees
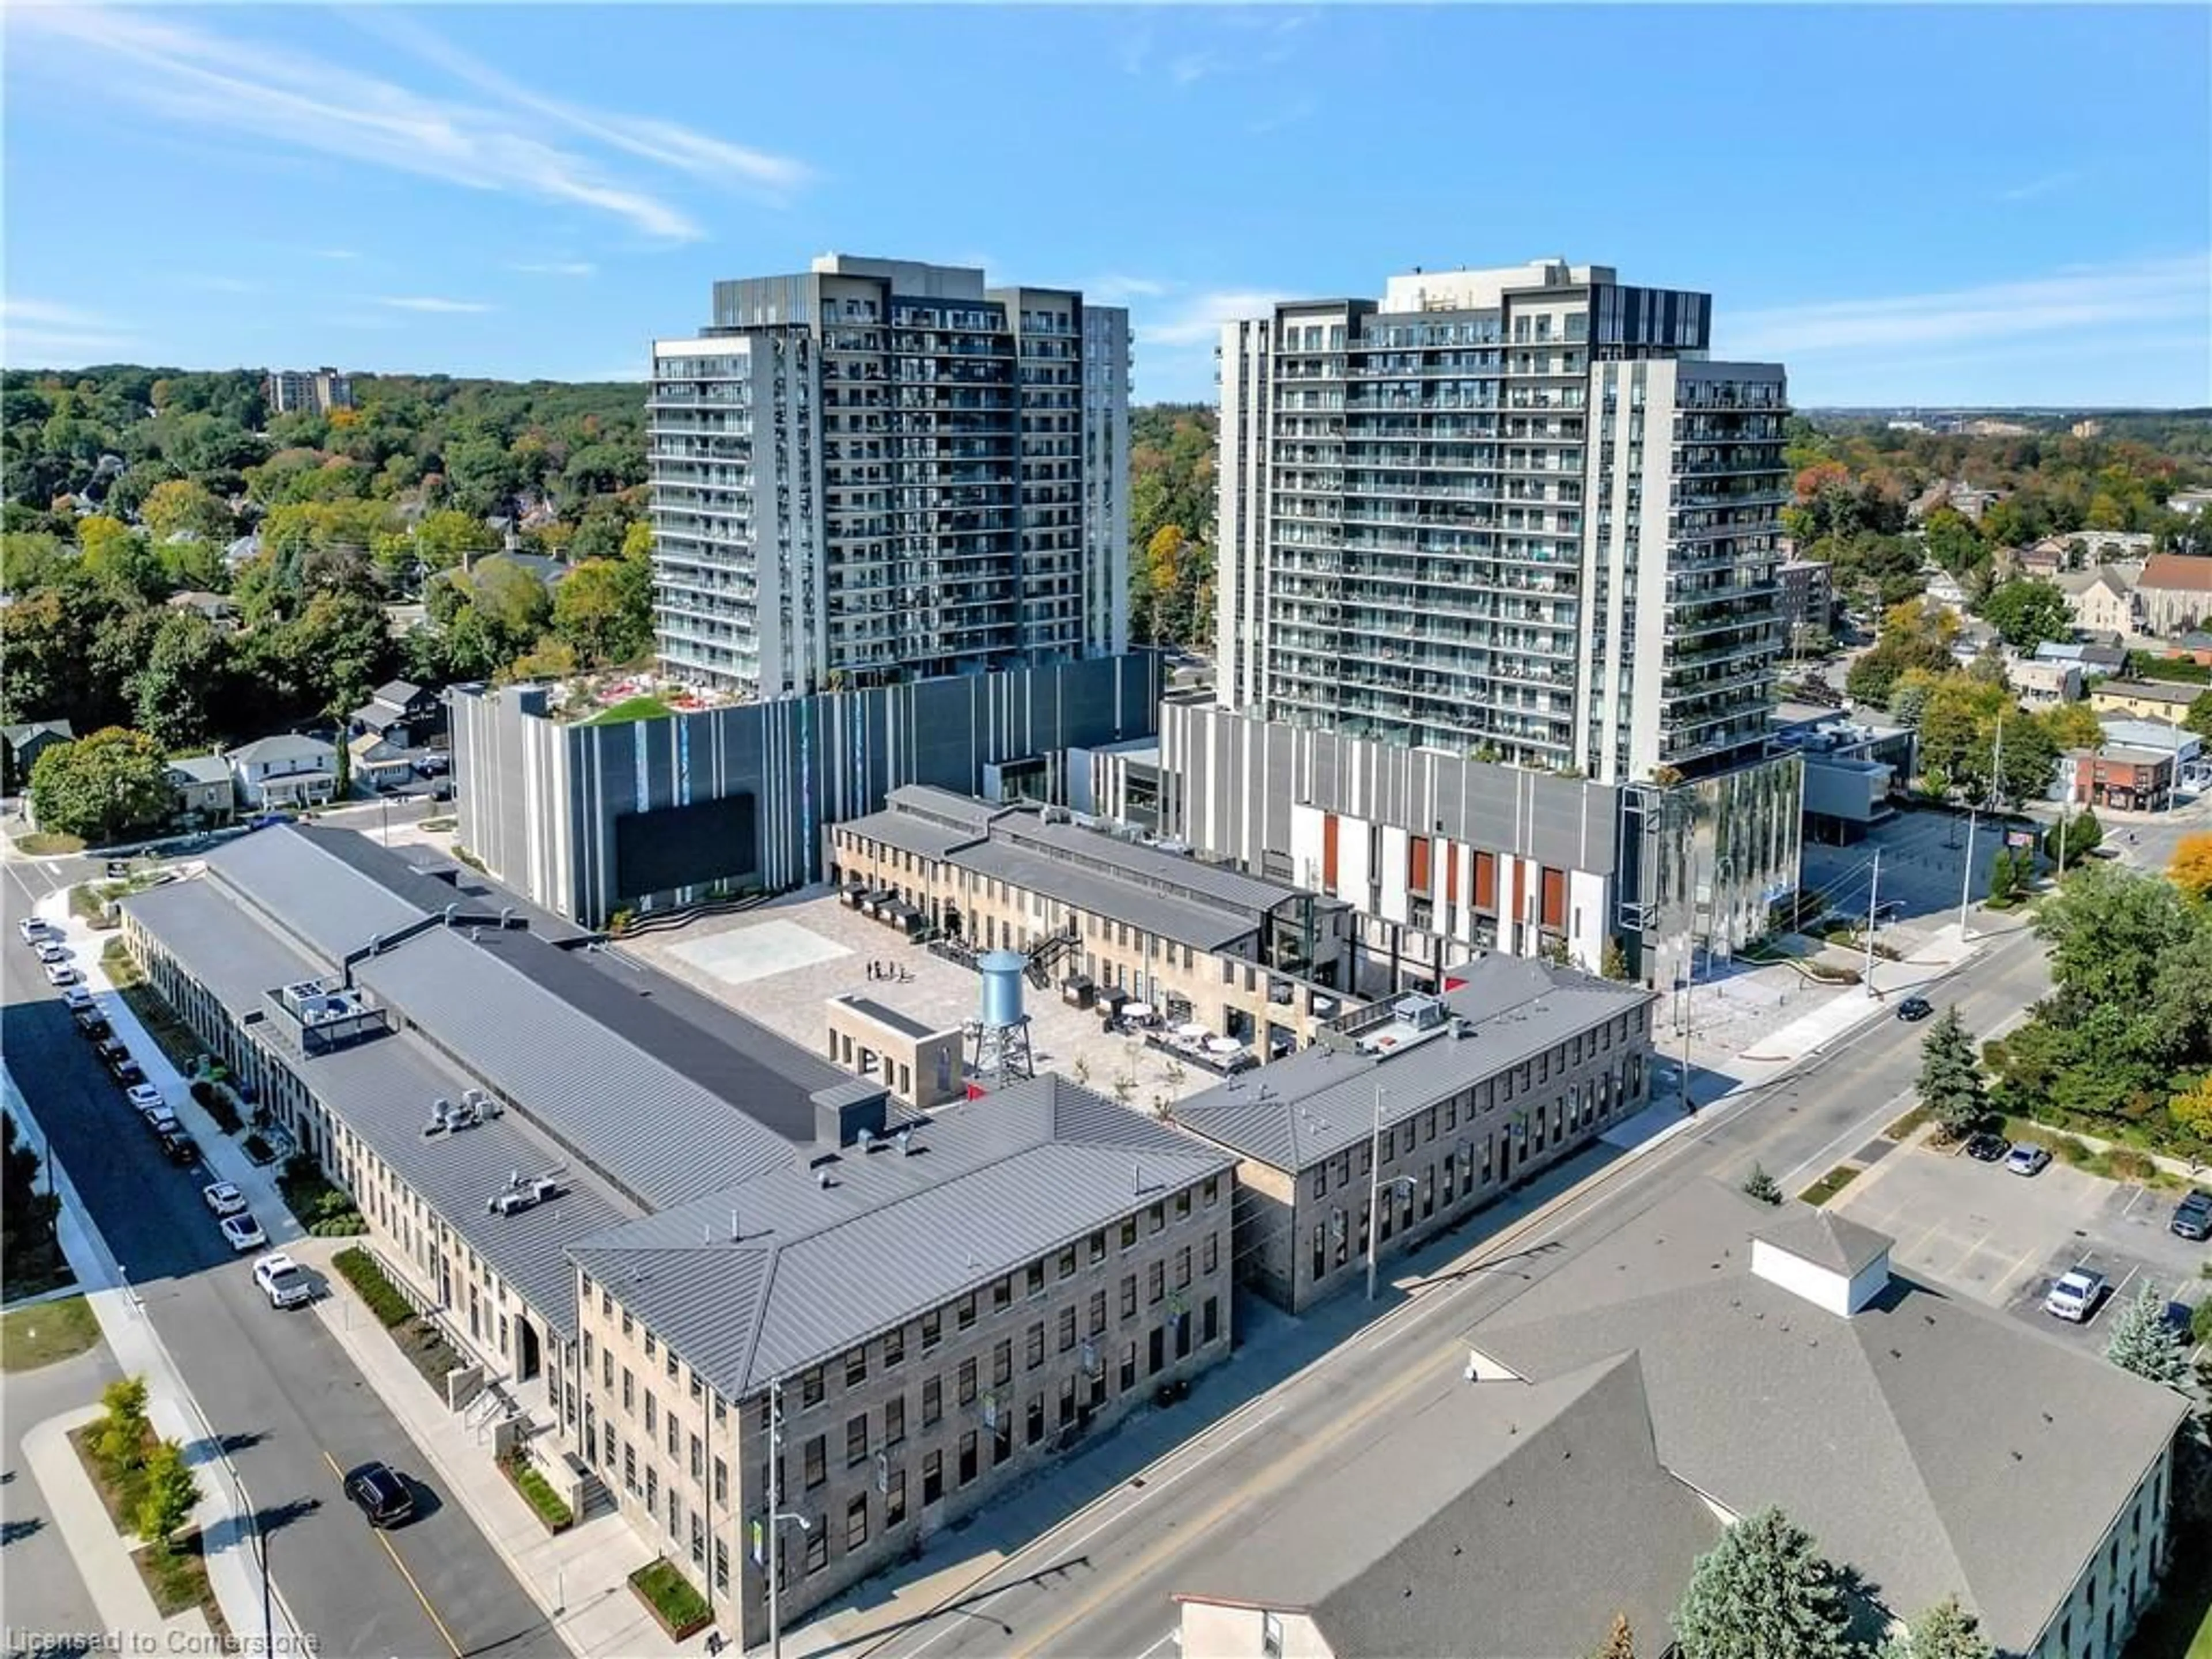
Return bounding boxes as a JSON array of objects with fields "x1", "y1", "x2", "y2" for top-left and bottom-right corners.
[{"x1": 1129, "y1": 403, "x2": 1216, "y2": 649}]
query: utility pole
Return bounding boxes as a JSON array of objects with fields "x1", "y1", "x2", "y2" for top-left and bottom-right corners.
[
  {"x1": 1957, "y1": 798, "x2": 1978, "y2": 941},
  {"x1": 1364, "y1": 1086, "x2": 1385, "y2": 1302},
  {"x1": 767, "y1": 1378, "x2": 783, "y2": 1659},
  {"x1": 1862, "y1": 848, "x2": 1883, "y2": 998}
]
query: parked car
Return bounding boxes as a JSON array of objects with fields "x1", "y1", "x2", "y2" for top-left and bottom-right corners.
[
  {"x1": 202, "y1": 1181, "x2": 248, "y2": 1218},
  {"x1": 60, "y1": 986, "x2": 94, "y2": 1012},
  {"x1": 253, "y1": 1252, "x2": 314, "y2": 1309},
  {"x1": 2172, "y1": 1190, "x2": 2212, "y2": 1243},
  {"x1": 1895, "y1": 995, "x2": 1934, "y2": 1022},
  {"x1": 126, "y1": 1084, "x2": 166, "y2": 1114},
  {"x1": 1963, "y1": 1132, "x2": 2011, "y2": 1163},
  {"x1": 18, "y1": 916, "x2": 55, "y2": 944},
  {"x1": 342, "y1": 1461, "x2": 415, "y2": 1528},
  {"x1": 143, "y1": 1107, "x2": 179, "y2": 1138},
  {"x1": 105, "y1": 859, "x2": 128, "y2": 878},
  {"x1": 73, "y1": 1010, "x2": 110, "y2": 1040},
  {"x1": 2043, "y1": 1267, "x2": 2106, "y2": 1323},
  {"x1": 158, "y1": 1131, "x2": 199, "y2": 1167},
  {"x1": 2006, "y1": 1142, "x2": 2053, "y2": 1177},
  {"x1": 32, "y1": 940, "x2": 68, "y2": 964},
  {"x1": 43, "y1": 961, "x2": 81, "y2": 987},
  {"x1": 219, "y1": 1213, "x2": 267, "y2": 1253}
]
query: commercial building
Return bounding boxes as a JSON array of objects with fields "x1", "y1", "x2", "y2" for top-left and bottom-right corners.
[
  {"x1": 649, "y1": 254, "x2": 1129, "y2": 698},
  {"x1": 2133, "y1": 554, "x2": 2212, "y2": 637},
  {"x1": 1171, "y1": 956, "x2": 1654, "y2": 1311},
  {"x1": 449, "y1": 651, "x2": 1163, "y2": 927},
  {"x1": 1160, "y1": 700, "x2": 1803, "y2": 997},
  {"x1": 120, "y1": 824, "x2": 1236, "y2": 1650},
  {"x1": 829, "y1": 785, "x2": 1358, "y2": 1055},
  {"x1": 264, "y1": 366, "x2": 353, "y2": 416},
  {"x1": 1460, "y1": 1181, "x2": 2190, "y2": 1659},
  {"x1": 1214, "y1": 259, "x2": 1791, "y2": 787},
  {"x1": 2061, "y1": 746, "x2": 2175, "y2": 812}
]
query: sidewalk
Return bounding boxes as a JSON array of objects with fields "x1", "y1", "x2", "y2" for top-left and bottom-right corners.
[
  {"x1": 287, "y1": 1234, "x2": 683, "y2": 1658},
  {"x1": 36, "y1": 888, "x2": 301, "y2": 1243},
  {"x1": 21, "y1": 1402, "x2": 217, "y2": 1653},
  {"x1": 3, "y1": 1067, "x2": 306, "y2": 1653}
]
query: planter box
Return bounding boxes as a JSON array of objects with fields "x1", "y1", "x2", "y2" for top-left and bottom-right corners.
[{"x1": 629, "y1": 1559, "x2": 713, "y2": 1641}]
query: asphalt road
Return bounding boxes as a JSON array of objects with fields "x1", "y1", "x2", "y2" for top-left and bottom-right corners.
[
  {"x1": 850, "y1": 921, "x2": 2059, "y2": 1659},
  {"x1": 1, "y1": 854, "x2": 562, "y2": 1659},
  {"x1": 2, "y1": 1340, "x2": 123, "y2": 1654}
]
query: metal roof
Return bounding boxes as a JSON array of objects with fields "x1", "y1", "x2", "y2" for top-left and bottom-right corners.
[
  {"x1": 953, "y1": 839, "x2": 1256, "y2": 953},
  {"x1": 166, "y1": 755, "x2": 233, "y2": 786},
  {"x1": 206, "y1": 825, "x2": 428, "y2": 968},
  {"x1": 1468, "y1": 1179, "x2": 2191, "y2": 1656},
  {"x1": 119, "y1": 877, "x2": 641, "y2": 1334},
  {"x1": 1173, "y1": 957, "x2": 1653, "y2": 1172},
  {"x1": 571, "y1": 1074, "x2": 1235, "y2": 1399},
  {"x1": 1177, "y1": 1353, "x2": 1715, "y2": 1658},
  {"x1": 352, "y1": 928, "x2": 797, "y2": 1212},
  {"x1": 224, "y1": 733, "x2": 336, "y2": 765}
]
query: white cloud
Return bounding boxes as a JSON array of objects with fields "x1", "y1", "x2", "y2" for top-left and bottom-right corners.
[
  {"x1": 1141, "y1": 289, "x2": 1291, "y2": 348},
  {"x1": 1720, "y1": 253, "x2": 2212, "y2": 358},
  {"x1": 510, "y1": 260, "x2": 597, "y2": 278},
  {"x1": 1998, "y1": 169, "x2": 2082, "y2": 203},
  {"x1": 1, "y1": 299, "x2": 137, "y2": 362},
  {"x1": 1088, "y1": 274, "x2": 1172, "y2": 304},
  {"x1": 1168, "y1": 52, "x2": 1214, "y2": 86},
  {"x1": 377, "y1": 296, "x2": 498, "y2": 315},
  {"x1": 8, "y1": 9, "x2": 812, "y2": 243}
]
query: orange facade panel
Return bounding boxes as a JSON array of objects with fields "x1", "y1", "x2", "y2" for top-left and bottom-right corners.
[
  {"x1": 1408, "y1": 835, "x2": 1431, "y2": 893},
  {"x1": 1474, "y1": 850, "x2": 1496, "y2": 912},
  {"x1": 1540, "y1": 867, "x2": 1566, "y2": 931},
  {"x1": 1321, "y1": 813, "x2": 1340, "y2": 890}
]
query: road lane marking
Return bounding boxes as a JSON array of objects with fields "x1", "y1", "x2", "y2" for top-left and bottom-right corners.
[
  {"x1": 319, "y1": 1448, "x2": 463, "y2": 1658},
  {"x1": 1135, "y1": 1631, "x2": 1180, "y2": 1658}
]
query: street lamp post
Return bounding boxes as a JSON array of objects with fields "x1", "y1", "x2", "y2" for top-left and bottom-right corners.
[{"x1": 766, "y1": 1379, "x2": 812, "y2": 1659}]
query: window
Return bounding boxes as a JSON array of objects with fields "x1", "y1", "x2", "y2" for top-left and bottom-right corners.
[
  {"x1": 713, "y1": 1456, "x2": 728, "y2": 1509},
  {"x1": 885, "y1": 1395, "x2": 905, "y2": 1447},
  {"x1": 923, "y1": 1376, "x2": 942, "y2": 1426},
  {"x1": 957, "y1": 1294, "x2": 977, "y2": 1332},
  {"x1": 923, "y1": 1450, "x2": 943, "y2": 1506},
  {"x1": 1058, "y1": 1306, "x2": 1077, "y2": 1352},
  {"x1": 714, "y1": 1537, "x2": 730, "y2": 1594},
  {"x1": 645, "y1": 1393, "x2": 657, "y2": 1435},
  {"x1": 1088, "y1": 1289, "x2": 1107, "y2": 1335},
  {"x1": 1148, "y1": 1202, "x2": 1165, "y2": 1234},
  {"x1": 885, "y1": 1468, "x2": 906, "y2": 1527},
  {"x1": 1203, "y1": 1233, "x2": 1218, "y2": 1275},
  {"x1": 1121, "y1": 1218, "x2": 1138, "y2": 1251},
  {"x1": 804, "y1": 1435, "x2": 826, "y2": 1489},
  {"x1": 993, "y1": 1275, "x2": 1013, "y2": 1313},
  {"x1": 958, "y1": 1357, "x2": 978, "y2": 1404},
  {"x1": 1027, "y1": 1321, "x2": 1046, "y2": 1369},
  {"x1": 885, "y1": 1327, "x2": 904, "y2": 1369},
  {"x1": 805, "y1": 1524, "x2": 828, "y2": 1575},
  {"x1": 1058, "y1": 1377, "x2": 1077, "y2": 1426},
  {"x1": 1175, "y1": 1190, "x2": 1191, "y2": 1220},
  {"x1": 1027, "y1": 1262, "x2": 1047, "y2": 1298},
  {"x1": 1263, "y1": 1611, "x2": 1285, "y2": 1659},
  {"x1": 994, "y1": 1339, "x2": 1013, "y2": 1388},
  {"x1": 622, "y1": 1368, "x2": 634, "y2": 1414},
  {"x1": 1058, "y1": 1246, "x2": 1078, "y2": 1279},
  {"x1": 958, "y1": 1431, "x2": 978, "y2": 1487},
  {"x1": 1120, "y1": 1342, "x2": 1137, "y2": 1391},
  {"x1": 921, "y1": 1310, "x2": 941, "y2": 1352},
  {"x1": 1203, "y1": 1177, "x2": 1219, "y2": 1207},
  {"x1": 847, "y1": 1414, "x2": 869, "y2": 1467},
  {"x1": 846, "y1": 1348, "x2": 867, "y2": 1389},
  {"x1": 1175, "y1": 1246, "x2": 1191, "y2": 1290},
  {"x1": 847, "y1": 1494, "x2": 869, "y2": 1551},
  {"x1": 802, "y1": 1368, "x2": 825, "y2": 1410},
  {"x1": 1203, "y1": 1296, "x2": 1219, "y2": 1345},
  {"x1": 1089, "y1": 1229, "x2": 1107, "y2": 1263},
  {"x1": 1148, "y1": 1261, "x2": 1165, "y2": 1304},
  {"x1": 1120, "y1": 1275, "x2": 1138, "y2": 1318}
]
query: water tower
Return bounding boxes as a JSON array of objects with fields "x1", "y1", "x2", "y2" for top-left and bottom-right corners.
[{"x1": 968, "y1": 950, "x2": 1035, "y2": 1083}]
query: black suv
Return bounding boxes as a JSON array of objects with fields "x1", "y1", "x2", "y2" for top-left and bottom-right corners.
[
  {"x1": 343, "y1": 1462, "x2": 415, "y2": 1528},
  {"x1": 1896, "y1": 996, "x2": 1934, "y2": 1022},
  {"x1": 158, "y1": 1130, "x2": 200, "y2": 1167},
  {"x1": 2172, "y1": 1190, "x2": 2212, "y2": 1243}
]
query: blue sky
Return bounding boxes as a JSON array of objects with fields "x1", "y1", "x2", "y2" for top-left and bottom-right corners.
[{"x1": 5, "y1": 4, "x2": 2208, "y2": 407}]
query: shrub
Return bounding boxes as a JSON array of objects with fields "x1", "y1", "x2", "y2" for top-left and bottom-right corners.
[
  {"x1": 630, "y1": 1558, "x2": 711, "y2": 1639},
  {"x1": 502, "y1": 1455, "x2": 575, "y2": 1533},
  {"x1": 333, "y1": 1247, "x2": 414, "y2": 1328},
  {"x1": 1740, "y1": 1164, "x2": 1783, "y2": 1205},
  {"x1": 2051, "y1": 1135, "x2": 2094, "y2": 1166},
  {"x1": 2107, "y1": 1148, "x2": 2156, "y2": 1182},
  {"x1": 279, "y1": 1154, "x2": 365, "y2": 1233}
]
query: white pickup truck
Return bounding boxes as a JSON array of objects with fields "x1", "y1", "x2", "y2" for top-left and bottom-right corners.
[{"x1": 253, "y1": 1252, "x2": 314, "y2": 1309}]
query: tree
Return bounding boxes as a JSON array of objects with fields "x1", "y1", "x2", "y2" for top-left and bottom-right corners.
[
  {"x1": 1986, "y1": 847, "x2": 2020, "y2": 905},
  {"x1": 2186, "y1": 691, "x2": 2212, "y2": 742},
  {"x1": 1978, "y1": 578, "x2": 2074, "y2": 652},
  {"x1": 551, "y1": 556, "x2": 650, "y2": 666},
  {"x1": 2170, "y1": 832, "x2": 2212, "y2": 902},
  {"x1": 128, "y1": 611, "x2": 229, "y2": 751},
  {"x1": 78, "y1": 514, "x2": 167, "y2": 599},
  {"x1": 1673, "y1": 1506, "x2": 1855, "y2": 1659},
  {"x1": 2105, "y1": 1280, "x2": 2190, "y2": 1389},
  {"x1": 1880, "y1": 1596, "x2": 1994, "y2": 1659},
  {"x1": 1740, "y1": 1164, "x2": 1782, "y2": 1205},
  {"x1": 95, "y1": 1376, "x2": 151, "y2": 1475},
  {"x1": 411, "y1": 508, "x2": 500, "y2": 572},
  {"x1": 2037, "y1": 701, "x2": 2102, "y2": 752},
  {"x1": 1916, "y1": 1009, "x2": 1988, "y2": 1139},
  {"x1": 1, "y1": 1111, "x2": 56, "y2": 1282},
  {"x1": 28, "y1": 728, "x2": 175, "y2": 842},
  {"x1": 139, "y1": 478, "x2": 232, "y2": 547},
  {"x1": 1600, "y1": 937, "x2": 1630, "y2": 981},
  {"x1": 2044, "y1": 807, "x2": 2104, "y2": 870},
  {"x1": 2169, "y1": 1074, "x2": 2212, "y2": 1147},
  {"x1": 1590, "y1": 1613, "x2": 1636, "y2": 1659},
  {"x1": 137, "y1": 1438, "x2": 203, "y2": 1552}
]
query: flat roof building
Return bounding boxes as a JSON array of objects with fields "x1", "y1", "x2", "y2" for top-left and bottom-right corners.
[{"x1": 120, "y1": 824, "x2": 1237, "y2": 1649}]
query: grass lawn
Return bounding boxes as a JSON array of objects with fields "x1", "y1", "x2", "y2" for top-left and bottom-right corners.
[
  {"x1": 1, "y1": 1296, "x2": 99, "y2": 1372},
  {"x1": 18, "y1": 831, "x2": 85, "y2": 855},
  {"x1": 1884, "y1": 1105, "x2": 1931, "y2": 1141},
  {"x1": 1798, "y1": 1164, "x2": 1862, "y2": 1207},
  {"x1": 586, "y1": 694, "x2": 675, "y2": 726},
  {"x1": 630, "y1": 1556, "x2": 711, "y2": 1638}
]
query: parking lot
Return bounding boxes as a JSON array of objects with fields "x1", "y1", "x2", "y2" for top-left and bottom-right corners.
[
  {"x1": 1800, "y1": 807, "x2": 2001, "y2": 946},
  {"x1": 1833, "y1": 1134, "x2": 2210, "y2": 1354}
]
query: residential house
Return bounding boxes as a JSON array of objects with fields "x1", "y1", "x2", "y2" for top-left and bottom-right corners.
[
  {"x1": 2009, "y1": 541, "x2": 2069, "y2": 579},
  {"x1": 2136, "y1": 554, "x2": 2212, "y2": 636},
  {"x1": 166, "y1": 590, "x2": 242, "y2": 631},
  {"x1": 2035, "y1": 640, "x2": 2130, "y2": 677},
  {"x1": 224, "y1": 733, "x2": 338, "y2": 809},
  {"x1": 2167, "y1": 488, "x2": 2212, "y2": 516},
  {"x1": 222, "y1": 533, "x2": 262, "y2": 571},
  {"x1": 2011, "y1": 658, "x2": 2084, "y2": 708},
  {"x1": 347, "y1": 733, "x2": 416, "y2": 792},
  {"x1": 1458, "y1": 1181, "x2": 2189, "y2": 1659},
  {"x1": 1946, "y1": 619, "x2": 2002, "y2": 670},
  {"x1": 2054, "y1": 566, "x2": 2141, "y2": 637},
  {"x1": 1, "y1": 719, "x2": 73, "y2": 793},
  {"x1": 2091, "y1": 680, "x2": 2202, "y2": 723},
  {"x1": 165, "y1": 755, "x2": 236, "y2": 825},
  {"x1": 349, "y1": 679, "x2": 443, "y2": 748}
]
